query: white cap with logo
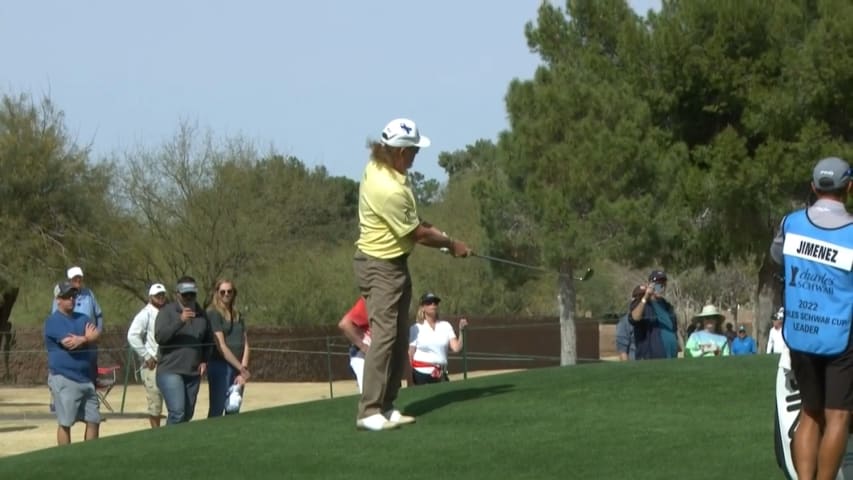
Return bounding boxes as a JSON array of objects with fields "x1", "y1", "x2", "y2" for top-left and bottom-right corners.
[{"x1": 380, "y1": 118, "x2": 431, "y2": 148}]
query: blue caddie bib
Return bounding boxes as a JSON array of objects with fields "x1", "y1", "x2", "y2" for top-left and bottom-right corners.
[{"x1": 782, "y1": 209, "x2": 853, "y2": 355}]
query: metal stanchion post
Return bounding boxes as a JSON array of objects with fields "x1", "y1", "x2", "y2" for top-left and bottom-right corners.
[
  {"x1": 120, "y1": 345, "x2": 132, "y2": 414},
  {"x1": 326, "y1": 336, "x2": 334, "y2": 399},
  {"x1": 462, "y1": 328, "x2": 468, "y2": 381}
]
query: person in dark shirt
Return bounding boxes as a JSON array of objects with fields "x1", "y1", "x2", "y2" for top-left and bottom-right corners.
[
  {"x1": 628, "y1": 270, "x2": 679, "y2": 360},
  {"x1": 154, "y1": 276, "x2": 211, "y2": 425}
]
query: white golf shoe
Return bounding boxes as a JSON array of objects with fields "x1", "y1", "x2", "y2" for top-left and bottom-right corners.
[
  {"x1": 385, "y1": 409, "x2": 416, "y2": 425},
  {"x1": 356, "y1": 413, "x2": 399, "y2": 431}
]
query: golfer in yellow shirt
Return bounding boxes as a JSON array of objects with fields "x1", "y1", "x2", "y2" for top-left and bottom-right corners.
[{"x1": 353, "y1": 118, "x2": 471, "y2": 431}]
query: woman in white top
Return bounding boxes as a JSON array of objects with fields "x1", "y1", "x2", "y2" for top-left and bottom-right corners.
[{"x1": 408, "y1": 292, "x2": 467, "y2": 385}]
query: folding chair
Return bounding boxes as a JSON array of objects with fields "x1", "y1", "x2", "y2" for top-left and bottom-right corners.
[{"x1": 96, "y1": 365, "x2": 120, "y2": 413}]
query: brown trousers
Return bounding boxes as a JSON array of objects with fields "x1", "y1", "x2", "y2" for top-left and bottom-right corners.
[{"x1": 353, "y1": 250, "x2": 412, "y2": 419}]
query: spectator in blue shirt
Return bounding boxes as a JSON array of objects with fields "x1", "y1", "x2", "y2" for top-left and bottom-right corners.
[
  {"x1": 731, "y1": 325, "x2": 757, "y2": 355},
  {"x1": 44, "y1": 280, "x2": 101, "y2": 445},
  {"x1": 51, "y1": 266, "x2": 104, "y2": 332}
]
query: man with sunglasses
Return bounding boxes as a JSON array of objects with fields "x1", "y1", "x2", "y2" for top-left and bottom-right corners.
[
  {"x1": 154, "y1": 276, "x2": 212, "y2": 425},
  {"x1": 44, "y1": 280, "x2": 101, "y2": 445},
  {"x1": 352, "y1": 118, "x2": 472, "y2": 431},
  {"x1": 628, "y1": 270, "x2": 679, "y2": 360},
  {"x1": 770, "y1": 157, "x2": 853, "y2": 480},
  {"x1": 126, "y1": 283, "x2": 168, "y2": 428}
]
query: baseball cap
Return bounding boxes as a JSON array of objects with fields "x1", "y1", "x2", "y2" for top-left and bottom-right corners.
[
  {"x1": 774, "y1": 307, "x2": 785, "y2": 320},
  {"x1": 66, "y1": 266, "x2": 84, "y2": 279},
  {"x1": 648, "y1": 270, "x2": 667, "y2": 282},
  {"x1": 738, "y1": 325, "x2": 747, "y2": 332},
  {"x1": 380, "y1": 118, "x2": 431, "y2": 148},
  {"x1": 148, "y1": 283, "x2": 167, "y2": 296},
  {"x1": 54, "y1": 281, "x2": 79, "y2": 298},
  {"x1": 176, "y1": 281, "x2": 198, "y2": 294},
  {"x1": 812, "y1": 157, "x2": 851, "y2": 191},
  {"x1": 419, "y1": 292, "x2": 441, "y2": 305}
]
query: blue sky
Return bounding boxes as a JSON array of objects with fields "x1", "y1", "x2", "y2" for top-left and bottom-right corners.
[{"x1": 0, "y1": 0, "x2": 660, "y2": 182}]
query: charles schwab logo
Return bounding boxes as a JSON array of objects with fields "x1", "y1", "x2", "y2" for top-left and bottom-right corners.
[{"x1": 789, "y1": 266, "x2": 835, "y2": 294}]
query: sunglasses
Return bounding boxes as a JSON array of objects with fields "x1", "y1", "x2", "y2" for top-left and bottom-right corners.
[
  {"x1": 422, "y1": 300, "x2": 439, "y2": 306},
  {"x1": 219, "y1": 289, "x2": 234, "y2": 295},
  {"x1": 58, "y1": 294, "x2": 77, "y2": 300}
]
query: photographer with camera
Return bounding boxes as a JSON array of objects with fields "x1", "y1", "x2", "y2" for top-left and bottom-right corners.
[{"x1": 628, "y1": 270, "x2": 679, "y2": 360}]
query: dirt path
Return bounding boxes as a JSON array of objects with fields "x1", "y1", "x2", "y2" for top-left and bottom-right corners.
[{"x1": 0, "y1": 370, "x2": 518, "y2": 458}]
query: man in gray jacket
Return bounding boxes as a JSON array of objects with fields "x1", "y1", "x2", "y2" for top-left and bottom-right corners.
[{"x1": 154, "y1": 276, "x2": 212, "y2": 425}]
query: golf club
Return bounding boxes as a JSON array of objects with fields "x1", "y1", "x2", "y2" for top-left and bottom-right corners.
[{"x1": 444, "y1": 249, "x2": 594, "y2": 281}]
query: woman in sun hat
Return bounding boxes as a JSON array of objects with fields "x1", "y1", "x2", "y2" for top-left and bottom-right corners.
[{"x1": 684, "y1": 305, "x2": 731, "y2": 358}]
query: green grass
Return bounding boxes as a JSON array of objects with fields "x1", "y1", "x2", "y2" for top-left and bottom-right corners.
[{"x1": 0, "y1": 355, "x2": 783, "y2": 479}]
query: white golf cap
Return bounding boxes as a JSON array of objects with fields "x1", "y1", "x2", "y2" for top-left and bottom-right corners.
[
  {"x1": 66, "y1": 266, "x2": 84, "y2": 279},
  {"x1": 379, "y1": 118, "x2": 431, "y2": 148},
  {"x1": 148, "y1": 283, "x2": 167, "y2": 296}
]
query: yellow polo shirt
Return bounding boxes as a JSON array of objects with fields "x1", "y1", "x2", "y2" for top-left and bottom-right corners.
[{"x1": 356, "y1": 159, "x2": 419, "y2": 259}]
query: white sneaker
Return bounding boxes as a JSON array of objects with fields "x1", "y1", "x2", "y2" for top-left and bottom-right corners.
[
  {"x1": 356, "y1": 413, "x2": 398, "y2": 431},
  {"x1": 385, "y1": 409, "x2": 416, "y2": 425}
]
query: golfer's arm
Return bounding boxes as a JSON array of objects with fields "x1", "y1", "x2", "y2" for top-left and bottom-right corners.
[{"x1": 409, "y1": 223, "x2": 454, "y2": 249}]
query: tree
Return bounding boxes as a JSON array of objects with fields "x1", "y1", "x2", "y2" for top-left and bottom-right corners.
[
  {"x1": 438, "y1": 139, "x2": 498, "y2": 178},
  {"x1": 482, "y1": 0, "x2": 663, "y2": 365},
  {"x1": 648, "y1": 0, "x2": 853, "y2": 345},
  {"x1": 0, "y1": 93, "x2": 114, "y2": 327},
  {"x1": 113, "y1": 122, "x2": 361, "y2": 318},
  {"x1": 407, "y1": 171, "x2": 442, "y2": 206}
]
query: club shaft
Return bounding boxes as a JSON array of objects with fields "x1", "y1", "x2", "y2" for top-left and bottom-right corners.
[
  {"x1": 471, "y1": 253, "x2": 592, "y2": 281},
  {"x1": 472, "y1": 253, "x2": 555, "y2": 274}
]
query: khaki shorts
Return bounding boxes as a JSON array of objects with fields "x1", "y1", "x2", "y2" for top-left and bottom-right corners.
[{"x1": 140, "y1": 366, "x2": 164, "y2": 416}]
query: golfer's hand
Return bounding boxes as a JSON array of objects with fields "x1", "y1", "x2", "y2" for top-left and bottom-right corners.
[
  {"x1": 181, "y1": 308, "x2": 195, "y2": 322},
  {"x1": 459, "y1": 318, "x2": 468, "y2": 331},
  {"x1": 199, "y1": 362, "x2": 207, "y2": 377},
  {"x1": 144, "y1": 358, "x2": 157, "y2": 370},
  {"x1": 450, "y1": 240, "x2": 471, "y2": 258},
  {"x1": 235, "y1": 375, "x2": 247, "y2": 386}
]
